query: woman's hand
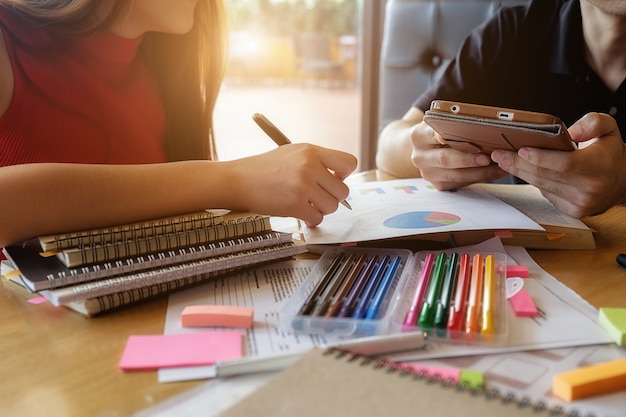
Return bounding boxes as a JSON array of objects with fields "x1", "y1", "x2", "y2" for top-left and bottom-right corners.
[{"x1": 226, "y1": 143, "x2": 358, "y2": 227}]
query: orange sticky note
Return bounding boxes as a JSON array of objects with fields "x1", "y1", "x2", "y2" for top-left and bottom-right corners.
[
  {"x1": 181, "y1": 305, "x2": 254, "y2": 328},
  {"x1": 552, "y1": 358, "x2": 626, "y2": 401}
]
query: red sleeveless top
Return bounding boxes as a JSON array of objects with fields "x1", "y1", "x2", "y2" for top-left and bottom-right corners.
[{"x1": 0, "y1": 8, "x2": 167, "y2": 166}]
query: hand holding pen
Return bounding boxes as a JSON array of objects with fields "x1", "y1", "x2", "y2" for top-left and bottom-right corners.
[{"x1": 253, "y1": 113, "x2": 354, "y2": 211}]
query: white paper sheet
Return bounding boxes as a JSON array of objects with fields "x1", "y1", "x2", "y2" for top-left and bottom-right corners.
[
  {"x1": 158, "y1": 238, "x2": 610, "y2": 383},
  {"x1": 301, "y1": 178, "x2": 543, "y2": 244}
]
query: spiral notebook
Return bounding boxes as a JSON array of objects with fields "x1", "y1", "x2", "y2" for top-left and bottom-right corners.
[{"x1": 219, "y1": 348, "x2": 565, "y2": 417}]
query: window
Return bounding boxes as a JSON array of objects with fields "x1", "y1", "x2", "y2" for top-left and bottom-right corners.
[{"x1": 215, "y1": 0, "x2": 383, "y2": 171}]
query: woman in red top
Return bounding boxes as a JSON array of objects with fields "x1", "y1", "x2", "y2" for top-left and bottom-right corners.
[{"x1": 0, "y1": 0, "x2": 357, "y2": 247}]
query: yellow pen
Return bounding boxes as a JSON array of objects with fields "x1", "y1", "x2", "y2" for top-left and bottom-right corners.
[
  {"x1": 465, "y1": 253, "x2": 483, "y2": 338},
  {"x1": 481, "y1": 254, "x2": 496, "y2": 338}
]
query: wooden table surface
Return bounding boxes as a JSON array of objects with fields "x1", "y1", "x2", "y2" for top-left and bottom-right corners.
[{"x1": 1, "y1": 172, "x2": 625, "y2": 416}]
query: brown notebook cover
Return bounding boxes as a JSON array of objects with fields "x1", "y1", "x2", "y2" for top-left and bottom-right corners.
[{"x1": 219, "y1": 348, "x2": 567, "y2": 417}]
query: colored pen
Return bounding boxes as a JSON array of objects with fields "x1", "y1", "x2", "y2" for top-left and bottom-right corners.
[
  {"x1": 336, "y1": 255, "x2": 379, "y2": 318},
  {"x1": 481, "y1": 254, "x2": 496, "y2": 337},
  {"x1": 433, "y1": 252, "x2": 460, "y2": 331},
  {"x1": 252, "y1": 112, "x2": 352, "y2": 210},
  {"x1": 446, "y1": 253, "x2": 471, "y2": 334},
  {"x1": 365, "y1": 255, "x2": 402, "y2": 320},
  {"x1": 401, "y1": 253, "x2": 435, "y2": 330},
  {"x1": 298, "y1": 252, "x2": 346, "y2": 315},
  {"x1": 417, "y1": 252, "x2": 447, "y2": 329},
  {"x1": 213, "y1": 331, "x2": 427, "y2": 378},
  {"x1": 324, "y1": 254, "x2": 368, "y2": 318},
  {"x1": 311, "y1": 253, "x2": 357, "y2": 316},
  {"x1": 465, "y1": 253, "x2": 484, "y2": 336},
  {"x1": 352, "y1": 255, "x2": 390, "y2": 319}
]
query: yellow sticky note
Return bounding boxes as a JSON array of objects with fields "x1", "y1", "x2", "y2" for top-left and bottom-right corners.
[
  {"x1": 598, "y1": 307, "x2": 626, "y2": 346},
  {"x1": 552, "y1": 358, "x2": 626, "y2": 401}
]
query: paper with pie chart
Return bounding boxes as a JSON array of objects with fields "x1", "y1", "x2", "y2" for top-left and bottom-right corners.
[{"x1": 303, "y1": 178, "x2": 543, "y2": 245}]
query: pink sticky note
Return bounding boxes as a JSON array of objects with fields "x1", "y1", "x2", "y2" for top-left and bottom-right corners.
[
  {"x1": 506, "y1": 265, "x2": 529, "y2": 278},
  {"x1": 400, "y1": 363, "x2": 461, "y2": 383},
  {"x1": 509, "y1": 290, "x2": 538, "y2": 317},
  {"x1": 27, "y1": 296, "x2": 49, "y2": 305},
  {"x1": 118, "y1": 331, "x2": 243, "y2": 371}
]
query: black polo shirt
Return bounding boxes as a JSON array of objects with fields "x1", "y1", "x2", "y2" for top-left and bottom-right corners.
[{"x1": 414, "y1": 0, "x2": 626, "y2": 142}]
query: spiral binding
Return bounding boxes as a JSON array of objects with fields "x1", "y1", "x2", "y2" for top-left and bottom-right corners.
[
  {"x1": 323, "y1": 348, "x2": 597, "y2": 417},
  {"x1": 43, "y1": 210, "x2": 221, "y2": 250},
  {"x1": 59, "y1": 215, "x2": 271, "y2": 267}
]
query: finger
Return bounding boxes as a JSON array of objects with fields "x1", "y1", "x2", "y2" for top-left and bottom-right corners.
[
  {"x1": 568, "y1": 112, "x2": 620, "y2": 143},
  {"x1": 298, "y1": 203, "x2": 324, "y2": 227},
  {"x1": 410, "y1": 122, "x2": 445, "y2": 146},
  {"x1": 492, "y1": 148, "x2": 566, "y2": 180},
  {"x1": 425, "y1": 147, "x2": 493, "y2": 170},
  {"x1": 317, "y1": 147, "x2": 358, "y2": 180}
]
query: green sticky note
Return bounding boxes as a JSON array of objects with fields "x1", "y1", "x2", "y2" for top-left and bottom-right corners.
[
  {"x1": 459, "y1": 369, "x2": 484, "y2": 389},
  {"x1": 598, "y1": 307, "x2": 626, "y2": 346}
]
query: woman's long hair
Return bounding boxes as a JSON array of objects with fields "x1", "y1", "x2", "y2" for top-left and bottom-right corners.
[{"x1": 0, "y1": 0, "x2": 226, "y2": 161}]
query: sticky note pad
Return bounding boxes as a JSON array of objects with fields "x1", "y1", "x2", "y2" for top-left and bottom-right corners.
[
  {"x1": 598, "y1": 307, "x2": 626, "y2": 346},
  {"x1": 506, "y1": 265, "x2": 529, "y2": 278},
  {"x1": 459, "y1": 370, "x2": 484, "y2": 389},
  {"x1": 181, "y1": 305, "x2": 254, "y2": 328},
  {"x1": 552, "y1": 358, "x2": 626, "y2": 401},
  {"x1": 118, "y1": 331, "x2": 243, "y2": 371},
  {"x1": 508, "y1": 290, "x2": 538, "y2": 317}
]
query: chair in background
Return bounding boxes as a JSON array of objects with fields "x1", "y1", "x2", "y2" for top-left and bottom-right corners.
[
  {"x1": 378, "y1": 0, "x2": 530, "y2": 130},
  {"x1": 293, "y1": 33, "x2": 346, "y2": 87}
]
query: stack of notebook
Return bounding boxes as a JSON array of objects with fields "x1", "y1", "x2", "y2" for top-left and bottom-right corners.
[{"x1": 3, "y1": 210, "x2": 305, "y2": 316}]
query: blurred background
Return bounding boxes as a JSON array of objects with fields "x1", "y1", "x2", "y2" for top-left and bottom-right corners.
[{"x1": 215, "y1": 0, "x2": 376, "y2": 171}]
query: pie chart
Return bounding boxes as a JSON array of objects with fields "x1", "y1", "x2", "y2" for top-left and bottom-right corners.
[{"x1": 383, "y1": 211, "x2": 461, "y2": 229}]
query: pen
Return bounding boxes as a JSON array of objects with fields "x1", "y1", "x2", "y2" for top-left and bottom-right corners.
[
  {"x1": 213, "y1": 331, "x2": 427, "y2": 378},
  {"x1": 481, "y1": 254, "x2": 496, "y2": 337},
  {"x1": 401, "y1": 253, "x2": 435, "y2": 330},
  {"x1": 298, "y1": 252, "x2": 347, "y2": 315},
  {"x1": 311, "y1": 253, "x2": 357, "y2": 316},
  {"x1": 465, "y1": 253, "x2": 484, "y2": 336},
  {"x1": 417, "y1": 252, "x2": 447, "y2": 329},
  {"x1": 446, "y1": 253, "x2": 471, "y2": 335},
  {"x1": 433, "y1": 252, "x2": 460, "y2": 332},
  {"x1": 252, "y1": 112, "x2": 352, "y2": 210},
  {"x1": 324, "y1": 254, "x2": 368, "y2": 317},
  {"x1": 352, "y1": 255, "x2": 390, "y2": 319},
  {"x1": 336, "y1": 255, "x2": 378, "y2": 318},
  {"x1": 365, "y1": 255, "x2": 402, "y2": 320}
]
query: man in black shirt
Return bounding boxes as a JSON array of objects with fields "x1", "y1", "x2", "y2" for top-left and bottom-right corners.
[{"x1": 376, "y1": 0, "x2": 626, "y2": 218}]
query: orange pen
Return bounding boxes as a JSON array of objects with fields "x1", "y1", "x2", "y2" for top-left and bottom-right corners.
[
  {"x1": 464, "y1": 253, "x2": 484, "y2": 337},
  {"x1": 481, "y1": 255, "x2": 496, "y2": 339}
]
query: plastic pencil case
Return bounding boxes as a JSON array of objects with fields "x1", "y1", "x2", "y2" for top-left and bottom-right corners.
[
  {"x1": 388, "y1": 251, "x2": 509, "y2": 345},
  {"x1": 280, "y1": 246, "x2": 414, "y2": 339}
]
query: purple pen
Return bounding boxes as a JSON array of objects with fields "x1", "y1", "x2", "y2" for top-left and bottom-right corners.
[
  {"x1": 402, "y1": 252, "x2": 435, "y2": 331},
  {"x1": 336, "y1": 255, "x2": 378, "y2": 318}
]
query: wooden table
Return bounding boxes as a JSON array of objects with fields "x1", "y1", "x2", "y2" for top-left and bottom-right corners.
[{"x1": 1, "y1": 173, "x2": 625, "y2": 417}]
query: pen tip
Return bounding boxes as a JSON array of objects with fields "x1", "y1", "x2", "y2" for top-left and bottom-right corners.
[{"x1": 341, "y1": 200, "x2": 352, "y2": 210}]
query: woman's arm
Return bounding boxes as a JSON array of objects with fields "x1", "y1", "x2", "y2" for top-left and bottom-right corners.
[{"x1": 0, "y1": 143, "x2": 357, "y2": 247}]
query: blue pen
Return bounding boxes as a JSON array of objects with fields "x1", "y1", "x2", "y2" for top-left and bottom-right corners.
[
  {"x1": 352, "y1": 255, "x2": 390, "y2": 319},
  {"x1": 418, "y1": 252, "x2": 447, "y2": 329},
  {"x1": 365, "y1": 255, "x2": 402, "y2": 320}
]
